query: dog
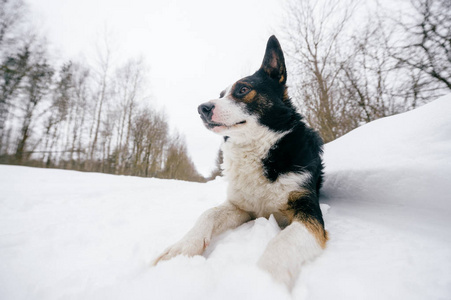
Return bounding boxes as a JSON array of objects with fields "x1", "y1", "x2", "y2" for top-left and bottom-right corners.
[{"x1": 153, "y1": 35, "x2": 327, "y2": 288}]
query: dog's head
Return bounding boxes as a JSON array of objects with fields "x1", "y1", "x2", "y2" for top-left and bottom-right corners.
[{"x1": 198, "y1": 36, "x2": 296, "y2": 140}]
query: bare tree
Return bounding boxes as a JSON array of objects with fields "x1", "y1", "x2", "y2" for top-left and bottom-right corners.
[
  {"x1": 15, "y1": 45, "x2": 53, "y2": 163},
  {"x1": 207, "y1": 148, "x2": 223, "y2": 181},
  {"x1": 112, "y1": 58, "x2": 147, "y2": 174},
  {"x1": 88, "y1": 32, "x2": 113, "y2": 169},
  {"x1": 130, "y1": 107, "x2": 168, "y2": 176},
  {"x1": 339, "y1": 16, "x2": 409, "y2": 123},
  {"x1": 42, "y1": 62, "x2": 73, "y2": 167},
  {"x1": 284, "y1": 0, "x2": 357, "y2": 142},
  {"x1": 0, "y1": 44, "x2": 30, "y2": 151},
  {"x1": 389, "y1": 0, "x2": 451, "y2": 98},
  {"x1": 0, "y1": 0, "x2": 25, "y2": 49},
  {"x1": 0, "y1": 0, "x2": 29, "y2": 150},
  {"x1": 68, "y1": 63, "x2": 90, "y2": 169},
  {"x1": 99, "y1": 106, "x2": 118, "y2": 173},
  {"x1": 161, "y1": 132, "x2": 204, "y2": 182},
  {"x1": 143, "y1": 111, "x2": 168, "y2": 177}
]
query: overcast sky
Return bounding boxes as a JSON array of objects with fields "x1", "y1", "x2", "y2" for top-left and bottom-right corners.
[{"x1": 26, "y1": 0, "x2": 285, "y2": 176}]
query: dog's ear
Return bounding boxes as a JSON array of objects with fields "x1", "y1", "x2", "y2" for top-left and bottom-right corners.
[{"x1": 260, "y1": 35, "x2": 287, "y2": 85}]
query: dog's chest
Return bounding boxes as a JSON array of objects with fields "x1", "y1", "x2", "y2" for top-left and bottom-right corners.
[{"x1": 221, "y1": 135, "x2": 307, "y2": 218}]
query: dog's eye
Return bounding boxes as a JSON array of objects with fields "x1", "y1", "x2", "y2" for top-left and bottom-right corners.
[{"x1": 238, "y1": 86, "x2": 250, "y2": 95}]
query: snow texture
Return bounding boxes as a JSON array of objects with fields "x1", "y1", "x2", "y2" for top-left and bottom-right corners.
[{"x1": 1, "y1": 95, "x2": 451, "y2": 299}]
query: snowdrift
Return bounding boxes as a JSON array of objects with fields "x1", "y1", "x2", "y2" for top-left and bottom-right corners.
[{"x1": 1, "y1": 95, "x2": 450, "y2": 300}]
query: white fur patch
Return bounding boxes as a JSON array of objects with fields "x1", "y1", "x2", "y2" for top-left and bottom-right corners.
[
  {"x1": 221, "y1": 121, "x2": 311, "y2": 221},
  {"x1": 210, "y1": 97, "x2": 248, "y2": 128},
  {"x1": 209, "y1": 85, "x2": 248, "y2": 129}
]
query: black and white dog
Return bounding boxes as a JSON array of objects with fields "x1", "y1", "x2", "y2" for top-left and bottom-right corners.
[{"x1": 154, "y1": 36, "x2": 327, "y2": 288}]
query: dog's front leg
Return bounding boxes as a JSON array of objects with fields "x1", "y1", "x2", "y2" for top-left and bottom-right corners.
[
  {"x1": 153, "y1": 202, "x2": 251, "y2": 265},
  {"x1": 258, "y1": 191, "x2": 328, "y2": 288},
  {"x1": 257, "y1": 218, "x2": 327, "y2": 288}
]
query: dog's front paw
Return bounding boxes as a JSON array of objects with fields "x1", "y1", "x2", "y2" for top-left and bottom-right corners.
[{"x1": 152, "y1": 236, "x2": 210, "y2": 266}]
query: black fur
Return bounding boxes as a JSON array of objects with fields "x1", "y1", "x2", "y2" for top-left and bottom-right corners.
[
  {"x1": 249, "y1": 35, "x2": 325, "y2": 227},
  {"x1": 200, "y1": 35, "x2": 325, "y2": 228},
  {"x1": 258, "y1": 90, "x2": 325, "y2": 227},
  {"x1": 229, "y1": 36, "x2": 324, "y2": 194}
]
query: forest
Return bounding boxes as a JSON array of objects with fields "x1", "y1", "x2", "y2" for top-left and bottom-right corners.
[
  {"x1": 284, "y1": 0, "x2": 450, "y2": 143},
  {"x1": 0, "y1": 0, "x2": 449, "y2": 181},
  {"x1": 0, "y1": 0, "x2": 205, "y2": 182}
]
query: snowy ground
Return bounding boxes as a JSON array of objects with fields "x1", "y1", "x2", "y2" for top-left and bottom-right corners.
[{"x1": 1, "y1": 95, "x2": 451, "y2": 300}]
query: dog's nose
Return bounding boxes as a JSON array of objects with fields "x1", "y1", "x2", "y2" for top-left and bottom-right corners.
[{"x1": 198, "y1": 102, "x2": 215, "y2": 120}]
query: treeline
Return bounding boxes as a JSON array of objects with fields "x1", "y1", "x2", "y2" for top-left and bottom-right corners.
[
  {"x1": 284, "y1": 0, "x2": 450, "y2": 142},
  {"x1": 0, "y1": 0, "x2": 205, "y2": 182},
  {"x1": 207, "y1": 0, "x2": 450, "y2": 179}
]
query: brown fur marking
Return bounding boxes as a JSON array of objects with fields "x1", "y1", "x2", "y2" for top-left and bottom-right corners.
[
  {"x1": 283, "y1": 88, "x2": 289, "y2": 102},
  {"x1": 242, "y1": 90, "x2": 256, "y2": 103},
  {"x1": 288, "y1": 190, "x2": 310, "y2": 203},
  {"x1": 230, "y1": 81, "x2": 257, "y2": 103},
  {"x1": 301, "y1": 217, "x2": 328, "y2": 249},
  {"x1": 279, "y1": 74, "x2": 285, "y2": 84},
  {"x1": 282, "y1": 190, "x2": 328, "y2": 249}
]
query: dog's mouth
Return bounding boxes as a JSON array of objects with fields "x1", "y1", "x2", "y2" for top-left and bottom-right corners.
[{"x1": 205, "y1": 120, "x2": 246, "y2": 130}]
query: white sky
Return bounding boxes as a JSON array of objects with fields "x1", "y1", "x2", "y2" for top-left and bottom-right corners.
[{"x1": 26, "y1": 0, "x2": 285, "y2": 177}]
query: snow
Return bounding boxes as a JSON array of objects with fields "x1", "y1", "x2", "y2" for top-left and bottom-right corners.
[{"x1": 1, "y1": 94, "x2": 451, "y2": 299}]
